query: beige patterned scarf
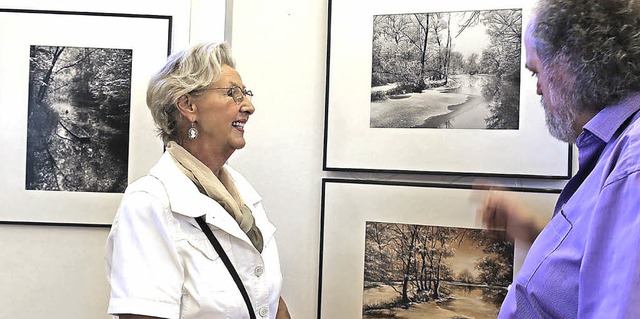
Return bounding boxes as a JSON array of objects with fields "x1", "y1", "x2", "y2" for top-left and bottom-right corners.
[{"x1": 166, "y1": 141, "x2": 263, "y2": 252}]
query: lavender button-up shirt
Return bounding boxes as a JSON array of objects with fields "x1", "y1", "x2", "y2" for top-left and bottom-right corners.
[{"x1": 499, "y1": 93, "x2": 640, "y2": 318}]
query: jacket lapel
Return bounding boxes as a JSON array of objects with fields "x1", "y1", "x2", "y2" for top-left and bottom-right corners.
[{"x1": 149, "y1": 153, "x2": 275, "y2": 249}]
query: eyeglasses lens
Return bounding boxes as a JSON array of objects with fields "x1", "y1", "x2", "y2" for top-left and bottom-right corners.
[
  {"x1": 231, "y1": 87, "x2": 252, "y2": 104},
  {"x1": 232, "y1": 87, "x2": 243, "y2": 103}
]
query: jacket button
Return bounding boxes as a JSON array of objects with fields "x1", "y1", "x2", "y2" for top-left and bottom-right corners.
[
  {"x1": 255, "y1": 266, "x2": 265, "y2": 276},
  {"x1": 258, "y1": 307, "x2": 269, "y2": 317}
]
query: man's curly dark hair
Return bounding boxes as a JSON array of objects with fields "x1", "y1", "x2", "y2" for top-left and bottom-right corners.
[{"x1": 532, "y1": 0, "x2": 640, "y2": 112}]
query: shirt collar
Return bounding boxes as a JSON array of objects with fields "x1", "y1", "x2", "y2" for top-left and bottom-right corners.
[
  {"x1": 148, "y1": 152, "x2": 262, "y2": 217},
  {"x1": 583, "y1": 92, "x2": 640, "y2": 143},
  {"x1": 149, "y1": 152, "x2": 210, "y2": 218}
]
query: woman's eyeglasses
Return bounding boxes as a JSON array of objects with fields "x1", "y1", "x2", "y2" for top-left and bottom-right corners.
[{"x1": 205, "y1": 86, "x2": 253, "y2": 104}]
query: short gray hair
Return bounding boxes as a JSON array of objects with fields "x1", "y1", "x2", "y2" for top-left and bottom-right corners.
[
  {"x1": 531, "y1": 0, "x2": 640, "y2": 112},
  {"x1": 146, "y1": 42, "x2": 236, "y2": 143}
]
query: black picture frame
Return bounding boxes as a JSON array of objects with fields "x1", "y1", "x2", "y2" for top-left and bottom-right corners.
[
  {"x1": 318, "y1": 178, "x2": 560, "y2": 318},
  {"x1": 323, "y1": 0, "x2": 573, "y2": 179},
  {"x1": 0, "y1": 8, "x2": 173, "y2": 226}
]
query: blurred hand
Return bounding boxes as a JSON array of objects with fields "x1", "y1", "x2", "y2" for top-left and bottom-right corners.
[{"x1": 477, "y1": 189, "x2": 545, "y2": 245}]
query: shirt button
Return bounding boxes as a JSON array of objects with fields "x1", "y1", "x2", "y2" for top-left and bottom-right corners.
[
  {"x1": 255, "y1": 266, "x2": 264, "y2": 276},
  {"x1": 258, "y1": 307, "x2": 269, "y2": 317}
]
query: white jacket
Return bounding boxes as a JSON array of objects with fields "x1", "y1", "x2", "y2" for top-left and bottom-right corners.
[{"x1": 105, "y1": 152, "x2": 282, "y2": 319}]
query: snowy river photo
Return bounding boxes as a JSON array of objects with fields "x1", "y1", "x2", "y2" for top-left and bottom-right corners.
[{"x1": 370, "y1": 74, "x2": 493, "y2": 129}]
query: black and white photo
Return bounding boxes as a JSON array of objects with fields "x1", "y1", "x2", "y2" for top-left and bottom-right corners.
[
  {"x1": 370, "y1": 9, "x2": 522, "y2": 129},
  {"x1": 323, "y1": 1, "x2": 571, "y2": 177},
  {"x1": 0, "y1": 8, "x2": 176, "y2": 225},
  {"x1": 26, "y1": 45, "x2": 132, "y2": 193}
]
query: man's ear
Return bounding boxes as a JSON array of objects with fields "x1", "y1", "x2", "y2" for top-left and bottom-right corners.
[{"x1": 176, "y1": 94, "x2": 198, "y2": 122}]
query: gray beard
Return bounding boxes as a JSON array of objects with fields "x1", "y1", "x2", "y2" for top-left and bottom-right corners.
[
  {"x1": 541, "y1": 79, "x2": 580, "y2": 143},
  {"x1": 542, "y1": 100, "x2": 577, "y2": 143}
]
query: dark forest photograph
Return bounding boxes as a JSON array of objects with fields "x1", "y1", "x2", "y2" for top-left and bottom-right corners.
[
  {"x1": 26, "y1": 45, "x2": 132, "y2": 193},
  {"x1": 363, "y1": 221, "x2": 513, "y2": 319},
  {"x1": 370, "y1": 9, "x2": 522, "y2": 129}
]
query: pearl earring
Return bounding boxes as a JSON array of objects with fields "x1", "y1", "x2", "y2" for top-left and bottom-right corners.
[{"x1": 188, "y1": 121, "x2": 198, "y2": 140}]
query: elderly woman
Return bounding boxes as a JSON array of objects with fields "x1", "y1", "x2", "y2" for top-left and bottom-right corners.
[{"x1": 105, "y1": 42, "x2": 290, "y2": 319}]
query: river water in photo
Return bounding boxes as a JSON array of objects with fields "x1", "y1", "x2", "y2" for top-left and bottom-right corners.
[
  {"x1": 363, "y1": 282, "x2": 503, "y2": 319},
  {"x1": 370, "y1": 74, "x2": 494, "y2": 129}
]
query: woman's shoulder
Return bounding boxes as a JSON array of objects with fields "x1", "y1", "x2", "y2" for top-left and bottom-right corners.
[
  {"x1": 118, "y1": 175, "x2": 172, "y2": 212},
  {"x1": 125, "y1": 174, "x2": 166, "y2": 195}
]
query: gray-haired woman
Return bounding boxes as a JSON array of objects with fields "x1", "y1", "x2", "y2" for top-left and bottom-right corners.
[{"x1": 105, "y1": 42, "x2": 291, "y2": 319}]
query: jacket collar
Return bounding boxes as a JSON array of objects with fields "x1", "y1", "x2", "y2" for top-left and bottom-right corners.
[
  {"x1": 148, "y1": 152, "x2": 274, "y2": 248},
  {"x1": 583, "y1": 92, "x2": 640, "y2": 143}
]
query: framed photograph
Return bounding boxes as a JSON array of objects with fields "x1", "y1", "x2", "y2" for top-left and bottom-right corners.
[
  {"x1": 318, "y1": 178, "x2": 559, "y2": 319},
  {"x1": 0, "y1": 8, "x2": 176, "y2": 225},
  {"x1": 323, "y1": 0, "x2": 572, "y2": 178}
]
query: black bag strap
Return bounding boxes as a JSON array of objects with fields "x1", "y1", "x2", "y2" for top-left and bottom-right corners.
[{"x1": 196, "y1": 216, "x2": 257, "y2": 319}]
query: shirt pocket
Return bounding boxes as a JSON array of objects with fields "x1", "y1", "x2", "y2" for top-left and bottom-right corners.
[
  {"x1": 182, "y1": 232, "x2": 245, "y2": 317},
  {"x1": 518, "y1": 210, "x2": 573, "y2": 288},
  {"x1": 184, "y1": 231, "x2": 239, "y2": 288},
  {"x1": 186, "y1": 231, "x2": 227, "y2": 261}
]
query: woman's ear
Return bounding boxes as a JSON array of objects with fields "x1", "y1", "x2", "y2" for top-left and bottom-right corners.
[{"x1": 176, "y1": 94, "x2": 198, "y2": 122}]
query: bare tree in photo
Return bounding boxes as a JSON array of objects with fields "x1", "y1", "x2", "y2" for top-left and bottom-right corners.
[
  {"x1": 370, "y1": 9, "x2": 522, "y2": 130},
  {"x1": 480, "y1": 10, "x2": 522, "y2": 129},
  {"x1": 363, "y1": 221, "x2": 513, "y2": 319},
  {"x1": 26, "y1": 45, "x2": 132, "y2": 193}
]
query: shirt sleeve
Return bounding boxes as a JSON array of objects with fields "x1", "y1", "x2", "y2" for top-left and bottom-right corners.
[
  {"x1": 579, "y1": 170, "x2": 640, "y2": 318},
  {"x1": 105, "y1": 189, "x2": 184, "y2": 319}
]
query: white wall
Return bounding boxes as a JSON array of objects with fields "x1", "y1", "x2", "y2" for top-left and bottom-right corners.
[
  {"x1": 0, "y1": 225, "x2": 111, "y2": 319},
  {"x1": 228, "y1": 1, "x2": 329, "y2": 317}
]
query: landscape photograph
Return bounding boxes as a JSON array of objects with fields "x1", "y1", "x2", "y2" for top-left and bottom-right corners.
[
  {"x1": 363, "y1": 221, "x2": 513, "y2": 319},
  {"x1": 370, "y1": 9, "x2": 522, "y2": 130},
  {"x1": 26, "y1": 45, "x2": 133, "y2": 193}
]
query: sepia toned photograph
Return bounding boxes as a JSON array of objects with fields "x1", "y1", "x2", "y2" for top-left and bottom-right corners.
[
  {"x1": 370, "y1": 9, "x2": 522, "y2": 130},
  {"x1": 363, "y1": 222, "x2": 512, "y2": 319},
  {"x1": 318, "y1": 179, "x2": 560, "y2": 318},
  {"x1": 26, "y1": 45, "x2": 132, "y2": 193}
]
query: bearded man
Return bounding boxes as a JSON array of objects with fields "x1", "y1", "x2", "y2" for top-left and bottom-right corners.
[{"x1": 478, "y1": 0, "x2": 640, "y2": 317}]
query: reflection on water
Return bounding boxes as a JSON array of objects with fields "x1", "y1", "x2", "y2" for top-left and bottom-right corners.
[
  {"x1": 437, "y1": 283, "x2": 506, "y2": 318},
  {"x1": 452, "y1": 74, "x2": 491, "y2": 96},
  {"x1": 420, "y1": 74, "x2": 493, "y2": 129},
  {"x1": 362, "y1": 282, "x2": 507, "y2": 319}
]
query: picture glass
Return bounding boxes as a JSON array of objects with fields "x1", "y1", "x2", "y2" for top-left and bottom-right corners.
[
  {"x1": 319, "y1": 179, "x2": 559, "y2": 319},
  {"x1": 371, "y1": 9, "x2": 521, "y2": 130},
  {"x1": 0, "y1": 9, "x2": 176, "y2": 224},
  {"x1": 324, "y1": 0, "x2": 571, "y2": 177},
  {"x1": 27, "y1": 45, "x2": 133, "y2": 193},
  {"x1": 363, "y1": 221, "x2": 512, "y2": 318}
]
